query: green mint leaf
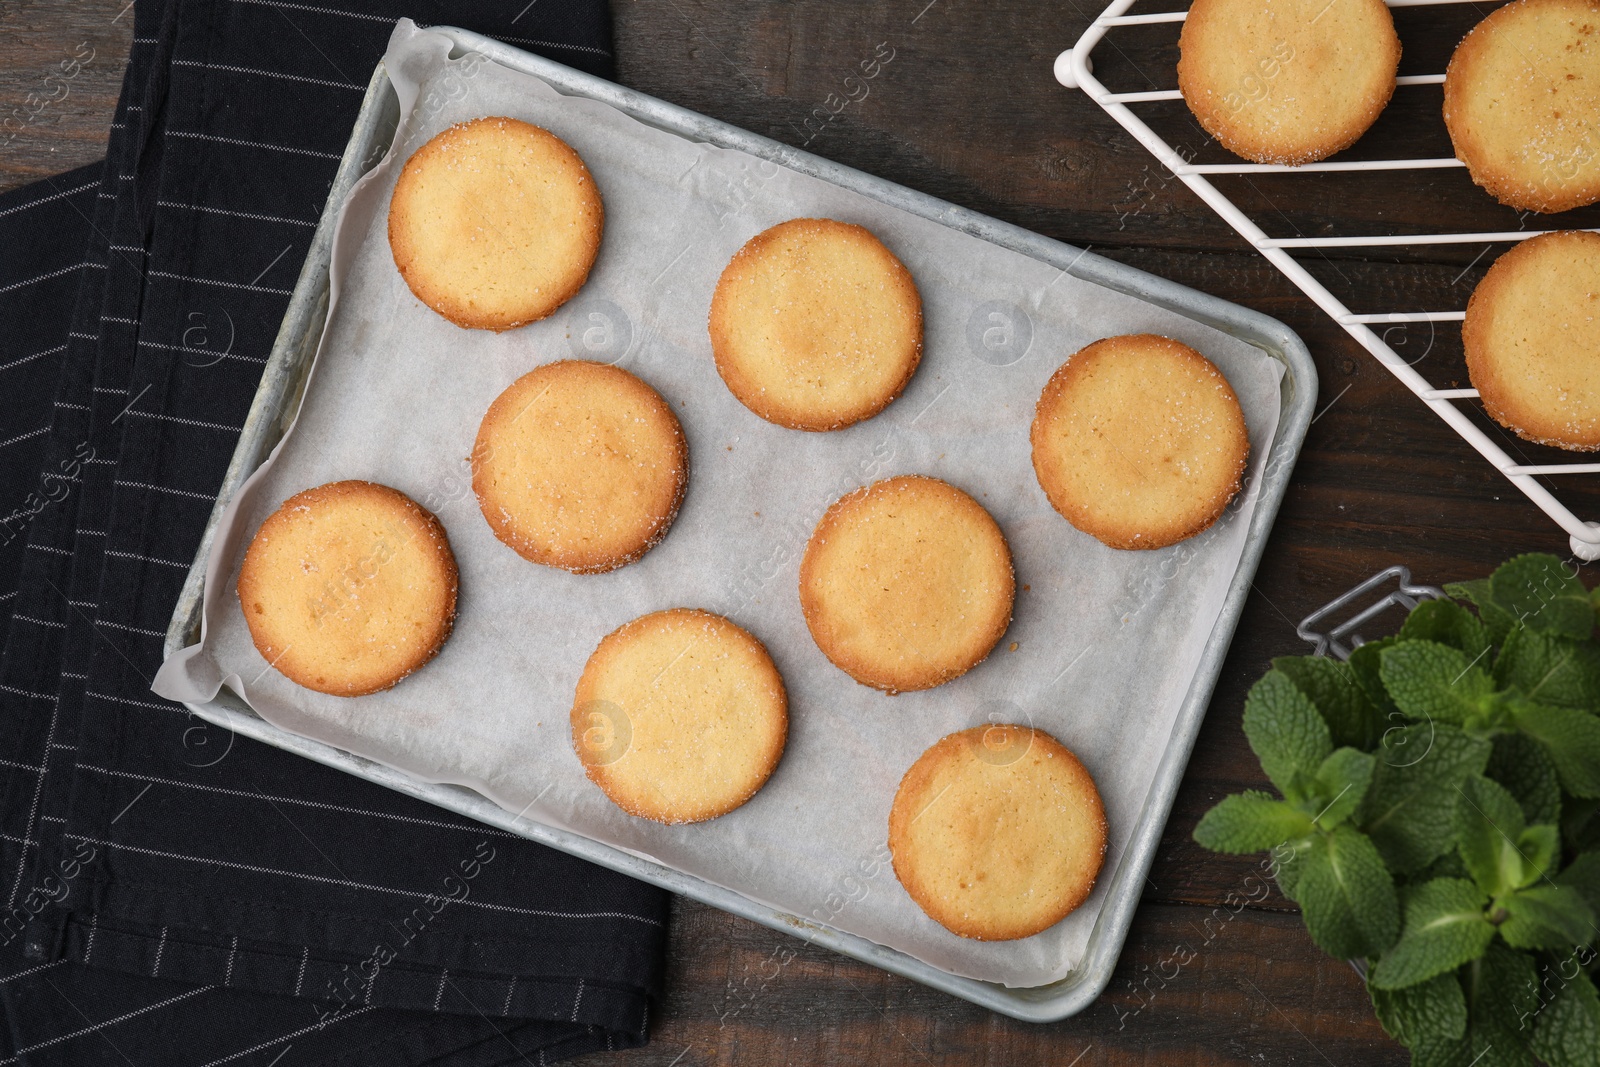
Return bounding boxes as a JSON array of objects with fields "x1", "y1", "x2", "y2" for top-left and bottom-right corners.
[
  {"x1": 1565, "y1": 799, "x2": 1600, "y2": 854},
  {"x1": 1444, "y1": 578, "x2": 1490, "y2": 603},
  {"x1": 1455, "y1": 774, "x2": 1528, "y2": 899},
  {"x1": 1405, "y1": 1035, "x2": 1485, "y2": 1067},
  {"x1": 1370, "y1": 878, "x2": 1493, "y2": 990},
  {"x1": 1494, "y1": 625, "x2": 1600, "y2": 710},
  {"x1": 1421, "y1": 850, "x2": 1473, "y2": 882},
  {"x1": 1371, "y1": 971, "x2": 1468, "y2": 1049},
  {"x1": 1193, "y1": 791, "x2": 1314, "y2": 854},
  {"x1": 1500, "y1": 885, "x2": 1597, "y2": 951},
  {"x1": 1515, "y1": 825, "x2": 1561, "y2": 890},
  {"x1": 1555, "y1": 851, "x2": 1600, "y2": 920},
  {"x1": 1532, "y1": 972, "x2": 1600, "y2": 1067},
  {"x1": 1490, "y1": 554, "x2": 1594, "y2": 640},
  {"x1": 1359, "y1": 724, "x2": 1494, "y2": 874},
  {"x1": 1511, "y1": 702, "x2": 1600, "y2": 799},
  {"x1": 1397, "y1": 939, "x2": 1543, "y2": 1066},
  {"x1": 1268, "y1": 838, "x2": 1312, "y2": 903},
  {"x1": 1402, "y1": 599, "x2": 1493, "y2": 660},
  {"x1": 1487, "y1": 733, "x2": 1563, "y2": 827},
  {"x1": 1446, "y1": 578, "x2": 1516, "y2": 647},
  {"x1": 1241, "y1": 670, "x2": 1333, "y2": 795},
  {"x1": 1349, "y1": 636, "x2": 1401, "y2": 715},
  {"x1": 1411, "y1": 1034, "x2": 1526, "y2": 1067},
  {"x1": 1472, "y1": 939, "x2": 1541, "y2": 1031},
  {"x1": 1460, "y1": 943, "x2": 1542, "y2": 1067},
  {"x1": 1308, "y1": 747, "x2": 1374, "y2": 829},
  {"x1": 1381, "y1": 640, "x2": 1496, "y2": 726},
  {"x1": 1272, "y1": 655, "x2": 1384, "y2": 751},
  {"x1": 1296, "y1": 825, "x2": 1399, "y2": 960}
]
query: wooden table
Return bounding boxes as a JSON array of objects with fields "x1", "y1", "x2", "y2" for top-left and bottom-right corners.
[{"x1": 4, "y1": 1, "x2": 1588, "y2": 1062}]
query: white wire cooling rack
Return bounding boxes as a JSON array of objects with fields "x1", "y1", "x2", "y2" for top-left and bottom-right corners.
[{"x1": 1056, "y1": 0, "x2": 1600, "y2": 559}]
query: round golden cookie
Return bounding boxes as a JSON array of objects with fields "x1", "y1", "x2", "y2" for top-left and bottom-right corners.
[
  {"x1": 799, "y1": 476, "x2": 1014, "y2": 694},
  {"x1": 1464, "y1": 231, "x2": 1600, "y2": 450},
  {"x1": 1031, "y1": 334, "x2": 1249, "y2": 551},
  {"x1": 1177, "y1": 0, "x2": 1400, "y2": 165},
  {"x1": 471, "y1": 360, "x2": 688, "y2": 574},
  {"x1": 388, "y1": 116, "x2": 603, "y2": 331},
  {"x1": 236, "y1": 481, "x2": 458, "y2": 697},
  {"x1": 889, "y1": 726, "x2": 1107, "y2": 941},
  {"x1": 709, "y1": 218, "x2": 923, "y2": 431},
  {"x1": 1444, "y1": 0, "x2": 1600, "y2": 213},
  {"x1": 571, "y1": 609, "x2": 788, "y2": 824}
]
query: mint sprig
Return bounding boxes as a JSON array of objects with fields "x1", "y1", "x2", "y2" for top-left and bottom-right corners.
[
  {"x1": 1370, "y1": 878, "x2": 1496, "y2": 990},
  {"x1": 1455, "y1": 774, "x2": 1546, "y2": 899},
  {"x1": 1274, "y1": 654, "x2": 1384, "y2": 750},
  {"x1": 1370, "y1": 972, "x2": 1466, "y2": 1050},
  {"x1": 1399, "y1": 598, "x2": 1491, "y2": 661},
  {"x1": 1512, "y1": 703, "x2": 1600, "y2": 799},
  {"x1": 1494, "y1": 627, "x2": 1600, "y2": 710},
  {"x1": 1490, "y1": 555, "x2": 1592, "y2": 640},
  {"x1": 1530, "y1": 965, "x2": 1600, "y2": 1067},
  {"x1": 1297, "y1": 825, "x2": 1398, "y2": 959},
  {"x1": 1240, "y1": 669, "x2": 1332, "y2": 793},
  {"x1": 1197, "y1": 553, "x2": 1600, "y2": 1065},
  {"x1": 1379, "y1": 640, "x2": 1498, "y2": 728},
  {"x1": 1488, "y1": 734, "x2": 1563, "y2": 827},
  {"x1": 1359, "y1": 725, "x2": 1490, "y2": 874},
  {"x1": 1193, "y1": 791, "x2": 1312, "y2": 853},
  {"x1": 1499, "y1": 886, "x2": 1595, "y2": 951}
]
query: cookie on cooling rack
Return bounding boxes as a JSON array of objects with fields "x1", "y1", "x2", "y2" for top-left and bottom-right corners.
[
  {"x1": 572, "y1": 609, "x2": 788, "y2": 824},
  {"x1": 889, "y1": 725, "x2": 1108, "y2": 941},
  {"x1": 1444, "y1": 0, "x2": 1600, "y2": 213},
  {"x1": 1464, "y1": 230, "x2": 1600, "y2": 450},
  {"x1": 472, "y1": 360, "x2": 688, "y2": 574},
  {"x1": 388, "y1": 116, "x2": 603, "y2": 330},
  {"x1": 799, "y1": 475, "x2": 1014, "y2": 694},
  {"x1": 709, "y1": 218, "x2": 923, "y2": 431},
  {"x1": 1177, "y1": 0, "x2": 1401, "y2": 165},
  {"x1": 1031, "y1": 334, "x2": 1249, "y2": 551},
  {"x1": 237, "y1": 480, "x2": 459, "y2": 697}
]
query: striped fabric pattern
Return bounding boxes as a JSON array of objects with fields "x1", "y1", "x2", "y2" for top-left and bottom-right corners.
[{"x1": 0, "y1": 1, "x2": 671, "y2": 1063}]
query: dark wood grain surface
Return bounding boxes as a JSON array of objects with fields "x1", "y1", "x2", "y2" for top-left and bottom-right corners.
[{"x1": 3, "y1": 1, "x2": 1587, "y2": 1063}]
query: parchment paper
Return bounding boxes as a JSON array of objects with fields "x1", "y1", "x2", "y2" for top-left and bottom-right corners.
[{"x1": 155, "y1": 21, "x2": 1285, "y2": 987}]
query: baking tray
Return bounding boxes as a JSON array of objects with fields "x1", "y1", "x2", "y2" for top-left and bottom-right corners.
[{"x1": 160, "y1": 26, "x2": 1317, "y2": 1023}]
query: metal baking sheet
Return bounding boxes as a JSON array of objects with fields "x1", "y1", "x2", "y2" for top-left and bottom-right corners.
[{"x1": 161, "y1": 27, "x2": 1317, "y2": 1022}]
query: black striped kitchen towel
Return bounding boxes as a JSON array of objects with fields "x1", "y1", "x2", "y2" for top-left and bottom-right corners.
[{"x1": 0, "y1": 1, "x2": 671, "y2": 1064}]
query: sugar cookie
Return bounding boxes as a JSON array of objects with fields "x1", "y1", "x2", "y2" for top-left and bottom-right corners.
[
  {"x1": 1445, "y1": 0, "x2": 1600, "y2": 213},
  {"x1": 472, "y1": 360, "x2": 688, "y2": 574},
  {"x1": 799, "y1": 475, "x2": 1013, "y2": 694},
  {"x1": 1464, "y1": 230, "x2": 1600, "y2": 450},
  {"x1": 388, "y1": 116, "x2": 603, "y2": 330},
  {"x1": 889, "y1": 725, "x2": 1107, "y2": 941},
  {"x1": 572, "y1": 609, "x2": 787, "y2": 824},
  {"x1": 1031, "y1": 334, "x2": 1248, "y2": 551},
  {"x1": 237, "y1": 480, "x2": 458, "y2": 696},
  {"x1": 1178, "y1": 0, "x2": 1400, "y2": 165},
  {"x1": 709, "y1": 218, "x2": 922, "y2": 431}
]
